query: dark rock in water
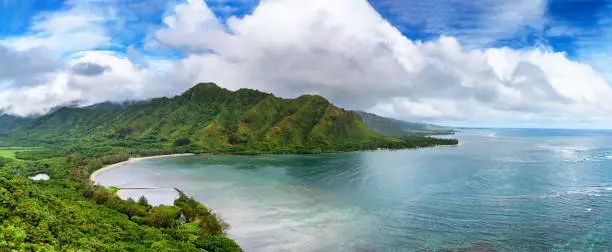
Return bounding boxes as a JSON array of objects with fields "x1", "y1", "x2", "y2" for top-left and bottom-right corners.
[{"x1": 421, "y1": 242, "x2": 497, "y2": 252}]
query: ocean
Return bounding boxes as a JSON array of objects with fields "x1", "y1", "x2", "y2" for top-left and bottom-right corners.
[{"x1": 94, "y1": 128, "x2": 612, "y2": 251}]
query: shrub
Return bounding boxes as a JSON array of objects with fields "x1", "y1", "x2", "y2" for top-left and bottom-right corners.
[
  {"x1": 144, "y1": 205, "x2": 181, "y2": 228},
  {"x1": 0, "y1": 157, "x2": 12, "y2": 167},
  {"x1": 198, "y1": 212, "x2": 228, "y2": 236},
  {"x1": 92, "y1": 187, "x2": 113, "y2": 204},
  {"x1": 138, "y1": 195, "x2": 151, "y2": 210},
  {"x1": 131, "y1": 216, "x2": 146, "y2": 225},
  {"x1": 124, "y1": 198, "x2": 147, "y2": 218},
  {"x1": 174, "y1": 190, "x2": 209, "y2": 222},
  {"x1": 194, "y1": 236, "x2": 242, "y2": 252}
]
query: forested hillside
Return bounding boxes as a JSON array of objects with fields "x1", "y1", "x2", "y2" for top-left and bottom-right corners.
[
  {"x1": 354, "y1": 111, "x2": 455, "y2": 137},
  {"x1": 10, "y1": 83, "x2": 457, "y2": 154},
  {"x1": 0, "y1": 114, "x2": 29, "y2": 135}
]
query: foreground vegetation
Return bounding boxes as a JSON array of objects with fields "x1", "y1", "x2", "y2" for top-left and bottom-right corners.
[{"x1": 0, "y1": 146, "x2": 242, "y2": 251}]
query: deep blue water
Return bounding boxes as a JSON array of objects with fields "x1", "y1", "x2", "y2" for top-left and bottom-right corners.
[{"x1": 95, "y1": 129, "x2": 612, "y2": 251}]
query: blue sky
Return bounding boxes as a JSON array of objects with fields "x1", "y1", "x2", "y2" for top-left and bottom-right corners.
[
  {"x1": 2, "y1": 0, "x2": 609, "y2": 58},
  {"x1": 0, "y1": 0, "x2": 259, "y2": 54},
  {"x1": 1, "y1": 0, "x2": 612, "y2": 128},
  {"x1": 372, "y1": 0, "x2": 611, "y2": 57}
]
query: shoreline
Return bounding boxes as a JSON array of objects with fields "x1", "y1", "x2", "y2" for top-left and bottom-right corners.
[
  {"x1": 89, "y1": 143, "x2": 460, "y2": 184},
  {"x1": 89, "y1": 153, "x2": 195, "y2": 184}
]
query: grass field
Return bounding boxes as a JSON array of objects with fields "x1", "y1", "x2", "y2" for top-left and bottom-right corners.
[{"x1": 0, "y1": 147, "x2": 38, "y2": 159}]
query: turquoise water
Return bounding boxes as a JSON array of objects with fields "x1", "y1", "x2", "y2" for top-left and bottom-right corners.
[{"x1": 94, "y1": 129, "x2": 612, "y2": 251}]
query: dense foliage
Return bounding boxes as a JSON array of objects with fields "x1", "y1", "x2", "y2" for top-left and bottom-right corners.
[
  {"x1": 0, "y1": 115, "x2": 29, "y2": 136},
  {"x1": 9, "y1": 83, "x2": 457, "y2": 154},
  {"x1": 0, "y1": 145, "x2": 242, "y2": 251},
  {"x1": 0, "y1": 172, "x2": 242, "y2": 251}
]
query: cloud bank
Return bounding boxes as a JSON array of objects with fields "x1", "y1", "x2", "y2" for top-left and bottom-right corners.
[{"x1": 1, "y1": 0, "x2": 612, "y2": 128}]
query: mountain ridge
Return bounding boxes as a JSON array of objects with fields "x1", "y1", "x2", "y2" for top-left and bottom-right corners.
[
  {"x1": 354, "y1": 110, "x2": 455, "y2": 137},
  {"x1": 0, "y1": 114, "x2": 29, "y2": 135},
  {"x1": 6, "y1": 83, "x2": 457, "y2": 153}
]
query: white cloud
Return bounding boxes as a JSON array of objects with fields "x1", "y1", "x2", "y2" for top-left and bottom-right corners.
[
  {"x1": 155, "y1": 0, "x2": 227, "y2": 52},
  {"x1": 146, "y1": 0, "x2": 612, "y2": 127},
  {"x1": 65, "y1": 50, "x2": 182, "y2": 104},
  {"x1": 1, "y1": 0, "x2": 612, "y2": 129},
  {"x1": 2, "y1": 0, "x2": 112, "y2": 55},
  {"x1": 0, "y1": 72, "x2": 81, "y2": 115},
  {"x1": 0, "y1": 45, "x2": 63, "y2": 88},
  {"x1": 0, "y1": 49, "x2": 177, "y2": 115},
  {"x1": 0, "y1": 0, "x2": 174, "y2": 115},
  {"x1": 0, "y1": 0, "x2": 117, "y2": 114}
]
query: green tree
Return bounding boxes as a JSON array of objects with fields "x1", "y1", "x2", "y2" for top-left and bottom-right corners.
[
  {"x1": 92, "y1": 186, "x2": 113, "y2": 204},
  {"x1": 138, "y1": 195, "x2": 151, "y2": 209},
  {"x1": 174, "y1": 190, "x2": 209, "y2": 222},
  {"x1": 145, "y1": 205, "x2": 182, "y2": 228},
  {"x1": 195, "y1": 236, "x2": 242, "y2": 252},
  {"x1": 125, "y1": 198, "x2": 146, "y2": 218},
  {"x1": 198, "y1": 212, "x2": 228, "y2": 236}
]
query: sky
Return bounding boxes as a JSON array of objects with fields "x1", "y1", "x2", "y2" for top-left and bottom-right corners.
[{"x1": 0, "y1": 0, "x2": 611, "y2": 129}]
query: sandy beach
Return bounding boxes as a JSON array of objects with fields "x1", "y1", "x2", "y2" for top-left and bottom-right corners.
[{"x1": 89, "y1": 153, "x2": 194, "y2": 184}]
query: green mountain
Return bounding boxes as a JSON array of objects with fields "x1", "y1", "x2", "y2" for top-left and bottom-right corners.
[
  {"x1": 10, "y1": 83, "x2": 455, "y2": 153},
  {"x1": 83, "y1": 100, "x2": 145, "y2": 110},
  {"x1": 354, "y1": 111, "x2": 455, "y2": 137},
  {"x1": 0, "y1": 114, "x2": 29, "y2": 136}
]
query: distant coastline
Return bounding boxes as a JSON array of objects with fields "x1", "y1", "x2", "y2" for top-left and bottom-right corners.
[{"x1": 89, "y1": 153, "x2": 194, "y2": 184}]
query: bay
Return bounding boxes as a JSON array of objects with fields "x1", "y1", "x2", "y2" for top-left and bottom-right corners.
[{"x1": 94, "y1": 129, "x2": 612, "y2": 251}]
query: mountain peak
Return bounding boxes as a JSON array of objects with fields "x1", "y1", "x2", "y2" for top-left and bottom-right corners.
[
  {"x1": 191, "y1": 82, "x2": 222, "y2": 90},
  {"x1": 296, "y1": 94, "x2": 330, "y2": 105},
  {"x1": 181, "y1": 83, "x2": 273, "y2": 104},
  {"x1": 181, "y1": 82, "x2": 230, "y2": 100}
]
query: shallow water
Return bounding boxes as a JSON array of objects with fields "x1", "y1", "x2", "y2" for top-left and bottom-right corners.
[{"x1": 94, "y1": 129, "x2": 612, "y2": 251}]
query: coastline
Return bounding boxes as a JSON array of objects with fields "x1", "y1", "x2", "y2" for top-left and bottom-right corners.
[
  {"x1": 89, "y1": 142, "x2": 460, "y2": 184},
  {"x1": 89, "y1": 153, "x2": 195, "y2": 184}
]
